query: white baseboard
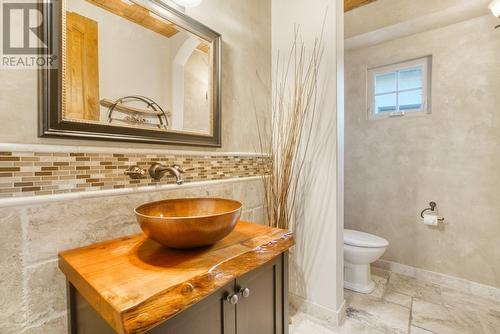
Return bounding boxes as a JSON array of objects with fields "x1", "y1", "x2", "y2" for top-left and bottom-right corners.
[
  {"x1": 373, "y1": 259, "x2": 500, "y2": 302},
  {"x1": 336, "y1": 299, "x2": 347, "y2": 326},
  {"x1": 289, "y1": 293, "x2": 346, "y2": 327}
]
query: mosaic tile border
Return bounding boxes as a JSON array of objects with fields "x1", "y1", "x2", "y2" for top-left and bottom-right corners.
[{"x1": 0, "y1": 151, "x2": 270, "y2": 199}]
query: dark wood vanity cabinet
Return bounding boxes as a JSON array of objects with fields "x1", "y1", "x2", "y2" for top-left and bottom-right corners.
[
  {"x1": 235, "y1": 254, "x2": 286, "y2": 334},
  {"x1": 155, "y1": 254, "x2": 287, "y2": 334},
  {"x1": 61, "y1": 222, "x2": 294, "y2": 334},
  {"x1": 69, "y1": 253, "x2": 289, "y2": 334},
  {"x1": 148, "y1": 281, "x2": 235, "y2": 334}
]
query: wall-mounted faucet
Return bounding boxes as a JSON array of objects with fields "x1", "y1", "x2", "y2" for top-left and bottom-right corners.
[{"x1": 149, "y1": 163, "x2": 185, "y2": 185}]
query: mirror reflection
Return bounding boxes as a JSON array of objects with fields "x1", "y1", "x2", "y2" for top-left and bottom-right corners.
[{"x1": 63, "y1": 0, "x2": 213, "y2": 135}]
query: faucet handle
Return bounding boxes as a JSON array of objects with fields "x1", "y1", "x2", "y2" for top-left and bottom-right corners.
[{"x1": 124, "y1": 165, "x2": 145, "y2": 179}]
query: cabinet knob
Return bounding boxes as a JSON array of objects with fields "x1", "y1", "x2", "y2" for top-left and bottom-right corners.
[
  {"x1": 239, "y1": 287, "x2": 250, "y2": 298},
  {"x1": 226, "y1": 293, "x2": 239, "y2": 305}
]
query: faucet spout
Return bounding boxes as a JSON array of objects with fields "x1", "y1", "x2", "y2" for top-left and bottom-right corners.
[{"x1": 149, "y1": 163, "x2": 185, "y2": 184}]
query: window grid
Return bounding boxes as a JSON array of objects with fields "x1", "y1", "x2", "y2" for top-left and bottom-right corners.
[{"x1": 374, "y1": 68, "x2": 423, "y2": 114}]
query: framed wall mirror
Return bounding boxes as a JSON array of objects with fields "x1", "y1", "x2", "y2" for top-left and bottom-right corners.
[{"x1": 40, "y1": 0, "x2": 221, "y2": 146}]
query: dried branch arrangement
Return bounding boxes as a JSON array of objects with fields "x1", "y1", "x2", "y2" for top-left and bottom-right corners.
[{"x1": 259, "y1": 26, "x2": 324, "y2": 230}]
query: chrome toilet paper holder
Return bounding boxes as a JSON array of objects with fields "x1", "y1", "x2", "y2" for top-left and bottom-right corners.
[{"x1": 420, "y1": 202, "x2": 445, "y2": 222}]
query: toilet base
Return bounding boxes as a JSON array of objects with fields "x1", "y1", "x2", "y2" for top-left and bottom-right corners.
[
  {"x1": 344, "y1": 279, "x2": 375, "y2": 294},
  {"x1": 344, "y1": 262, "x2": 375, "y2": 294}
]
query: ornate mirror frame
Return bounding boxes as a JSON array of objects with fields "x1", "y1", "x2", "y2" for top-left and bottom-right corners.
[{"x1": 39, "y1": 0, "x2": 222, "y2": 147}]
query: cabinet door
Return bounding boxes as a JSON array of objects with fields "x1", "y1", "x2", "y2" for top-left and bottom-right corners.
[
  {"x1": 149, "y1": 281, "x2": 236, "y2": 334},
  {"x1": 235, "y1": 254, "x2": 286, "y2": 334}
]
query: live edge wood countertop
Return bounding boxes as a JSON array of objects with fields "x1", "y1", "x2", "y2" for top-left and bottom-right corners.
[{"x1": 58, "y1": 221, "x2": 294, "y2": 334}]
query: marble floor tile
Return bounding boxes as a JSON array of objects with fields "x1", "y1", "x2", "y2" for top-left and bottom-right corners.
[
  {"x1": 382, "y1": 290, "x2": 412, "y2": 309},
  {"x1": 346, "y1": 293, "x2": 410, "y2": 334},
  {"x1": 371, "y1": 267, "x2": 391, "y2": 280},
  {"x1": 438, "y1": 286, "x2": 500, "y2": 333},
  {"x1": 290, "y1": 310, "x2": 395, "y2": 334},
  {"x1": 409, "y1": 326, "x2": 434, "y2": 334},
  {"x1": 370, "y1": 272, "x2": 390, "y2": 298},
  {"x1": 476, "y1": 308, "x2": 500, "y2": 334},
  {"x1": 411, "y1": 298, "x2": 484, "y2": 334},
  {"x1": 290, "y1": 312, "x2": 337, "y2": 334},
  {"x1": 338, "y1": 317, "x2": 392, "y2": 334},
  {"x1": 440, "y1": 287, "x2": 500, "y2": 313},
  {"x1": 386, "y1": 273, "x2": 443, "y2": 305},
  {"x1": 344, "y1": 288, "x2": 355, "y2": 300},
  {"x1": 297, "y1": 270, "x2": 499, "y2": 334}
]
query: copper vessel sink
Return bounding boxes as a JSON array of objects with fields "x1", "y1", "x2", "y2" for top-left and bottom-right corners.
[{"x1": 135, "y1": 198, "x2": 242, "y2": 249}]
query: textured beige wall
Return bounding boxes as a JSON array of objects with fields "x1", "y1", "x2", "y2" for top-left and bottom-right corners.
[
  {"x1": 345, "y1": 14, "x2": 500, "y2": 288},
  {"x1": 0, "y1": 0, "x2": 271, "y2": 152}
]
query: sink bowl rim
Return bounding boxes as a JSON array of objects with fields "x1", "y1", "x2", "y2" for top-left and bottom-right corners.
[{"x1": 134, "y1": 197, "x2": 243, "y2": 221}]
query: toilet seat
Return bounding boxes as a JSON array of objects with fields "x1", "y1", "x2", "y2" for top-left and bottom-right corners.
[{"x1": 344, "y1": 229, "x2": 389, "y2": 248}]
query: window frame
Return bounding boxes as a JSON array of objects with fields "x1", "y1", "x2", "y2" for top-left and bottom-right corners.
[{"x1": 367, "y1": 56, "x2": 432, "y2": 120}]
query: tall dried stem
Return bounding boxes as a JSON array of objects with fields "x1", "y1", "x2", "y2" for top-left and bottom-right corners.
[{"x1": 258, "y1": 25, "x2": 324, "y2": 230}]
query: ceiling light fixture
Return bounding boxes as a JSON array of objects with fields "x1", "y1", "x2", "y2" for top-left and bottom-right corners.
[
  {"x1": 170, "y1": 0, "x2": 202, "y2": 8},
  {"x1": 489, "y1": 0, "x2": 500, "y2": 29}
]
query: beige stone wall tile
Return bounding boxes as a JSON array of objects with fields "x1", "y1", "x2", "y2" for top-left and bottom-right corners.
[
  {"x1": 24, "y1": 197, "x2": 143, "y2": 264},
  {"x1": 232, "y1": 178, "x2": 264, "y2": 210},
  {"x1": 25, "y1": 260, "x2": 66, "y2": 324},
  {"x1": 20, "y1": 313, "x2": 67, "y2": 334},
  {"x1": 0, "y1": 208, "x2": 25, "y2": 333}
]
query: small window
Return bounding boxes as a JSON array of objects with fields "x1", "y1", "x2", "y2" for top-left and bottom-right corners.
[{"x1": 367, "y1": 56, "x2": 431, "y2": 120}]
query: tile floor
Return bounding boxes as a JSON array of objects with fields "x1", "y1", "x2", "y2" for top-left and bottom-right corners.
[{"x1": 290, "y1": 267, "x2": 500, "y2": 334}]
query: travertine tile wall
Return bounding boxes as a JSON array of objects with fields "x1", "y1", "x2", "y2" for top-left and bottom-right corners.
[
  {"x1": 0, "y1": 151, "x2": 270, "y2": 198},
  {"x1": 0, "y1": 177, "x2": 267, "y2": 333}
]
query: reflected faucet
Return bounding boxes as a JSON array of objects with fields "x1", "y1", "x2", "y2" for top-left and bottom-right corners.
[{"x1": 149, "y1": 163, "x2": 185, "y2": 184}]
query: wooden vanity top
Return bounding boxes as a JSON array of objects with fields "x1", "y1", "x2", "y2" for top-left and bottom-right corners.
[{"x1": 59, "y1": 221, "x2": 294, "y2": 334}]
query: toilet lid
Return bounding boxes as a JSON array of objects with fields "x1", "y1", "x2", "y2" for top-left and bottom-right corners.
[{"x1": 344, "y1": 229, "x2": 389, "y2": 248}]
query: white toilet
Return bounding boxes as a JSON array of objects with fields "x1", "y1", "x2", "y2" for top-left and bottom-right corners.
[{"x1": 344, "y1": 229, "x2": 389, "y2": 294}]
